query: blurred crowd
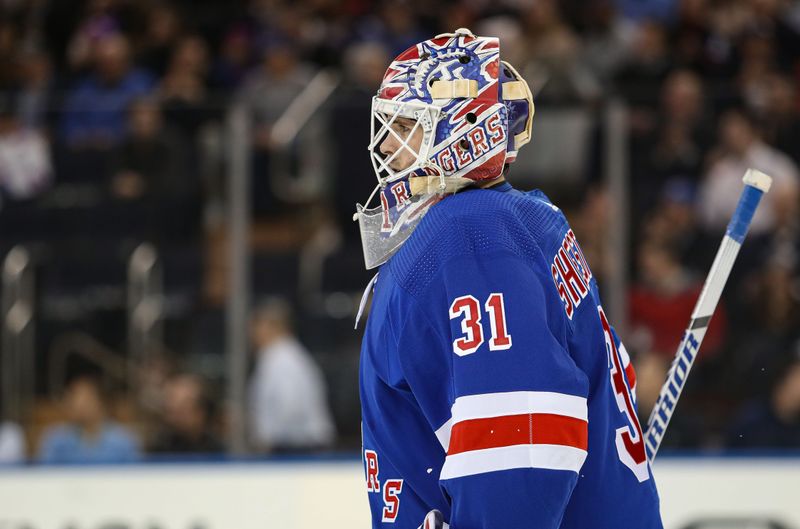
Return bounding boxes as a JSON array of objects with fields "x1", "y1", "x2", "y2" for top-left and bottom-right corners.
[{"x1": 0, "y1": 0, "x2": 800, "y2": 463}]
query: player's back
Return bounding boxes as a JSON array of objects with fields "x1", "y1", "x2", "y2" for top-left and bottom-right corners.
[
  {"x1": 363, "y1": 182, "x2": 662, "y2": 528},
  {"x1": 469, "y1": 185, "x2": 663, "y2": 527}
]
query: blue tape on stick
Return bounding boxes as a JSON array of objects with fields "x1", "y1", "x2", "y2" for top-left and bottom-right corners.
[{"x1": 726, "y1": 185, "x2": 765, "y2": 243}]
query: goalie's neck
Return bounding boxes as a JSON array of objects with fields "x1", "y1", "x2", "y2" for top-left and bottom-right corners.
[{"x1": 477, "y1": 177, "x2": 508, "y2": 190}]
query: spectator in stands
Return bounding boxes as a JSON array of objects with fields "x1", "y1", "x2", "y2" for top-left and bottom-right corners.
[
  {"x1": 237, "y1": 38, "x2": 314, "y2": 146},
  {"x1": 66, "y1": 0, "x2": 122, "y2": 72},
  {"x1": 159, "y1": 35, "x2": 212, "y2": 139},
  {"x1": 760, "y1": 73, "x2": 800, "y2": 166},
  {"x1": 656, "y1": 71, "x2": 712, "y2": 171},
  {"x1": 628, "y1": 238, "x2": 726, "y2": 364},
  {"x1": 37, "y1": 375, "x2": 139, "y2": 464},
  {"x1": 750, "y1": 0, "x2": 800, "y2": 69},
  {"x1": 248, "y1": 298, "x2": 335, "y2": 453},
  {"x1": 579, "y1": 0, "x2": 627, "y2": 90},
  {"x1": 236, "y1": 38, "x2": 325, "y2": 217},
  {"x1": 631, "y1": 70, "x2": 711, "y2": 218},
  {"x1": 139, "y1": 3, "x2": 183, "y2": 77},
  {"x1": 0, "y1": 392, "x2": 25, "y2": 464},
  {"x1": 747, "y1": 249, "x2": 800, "y2": 338},
  {"x1": 614, "y1": 20, "x2": 672, "y2": 121},
  {"x1": 0, "y1": 92, "x2": 52, "y2": 202},
  {"x1": 59, "y1": 33, "x2": 155, "y2": 149},
  {"x1": 671, "y1": 0, "x2": 711, "y2": 71},
  {"x1": 16, "y1": 48, "x2": 55, "y2": 131},
  {"x1": 210, "y1": 25, "x2": 254, "y2": 91},
  {"x1": 704, "y1": 0, "x2": 752, "y2": 78},
  {"x1": 639, "y1": 178, "x2": 711, "y2": 273},
  {"x1": 150, "y1": 373, "x2": 222, "y2": 454},
  {"x1": 521, "y1": 0, "x2": 600, "y2": 104},
  {"x1": 110, "y1": 98, "x2": 186, "y2": 202},
  {"x1": 0, "y1": 420, "x2": 24, "y2": 464},
  {"x1": 737, "y1": 31, "x2": 778, "y2": 115},
  {"x1": 697, "y1": 108, "x2": 799, "y2": 237},
  {"x1": 728, "y1": 340, "x2": 800, "y2": 448},
  {"x1": 726, "y1": 248, "x2": 800, "y2": 397}
]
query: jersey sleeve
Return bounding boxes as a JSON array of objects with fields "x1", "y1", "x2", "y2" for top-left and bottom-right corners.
[{"x1": 401, "y1": 247, "x2": 590, "y2": 529}]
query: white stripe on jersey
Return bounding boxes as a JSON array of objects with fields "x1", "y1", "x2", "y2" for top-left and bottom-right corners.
[
  {"x1": 451, "y1": 391, "x2": 588, "y2": 422},
  {"x1": 619, "y1": 342, "x2": 632, "y2": 368},
  {"x1": 440, "y1": 444, "x2": 588, "y2": 480},
  {"x1": 435, "y1": 418, "x2": 453, "y2": 451}
]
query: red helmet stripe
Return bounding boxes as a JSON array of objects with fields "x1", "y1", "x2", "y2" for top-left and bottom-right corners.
[
  {"x1": 379, "y1": 86, "x2": 404, "y2": 100},
  {"x1": 395, "y1": 45, "x2": 420, "y2": 62}
]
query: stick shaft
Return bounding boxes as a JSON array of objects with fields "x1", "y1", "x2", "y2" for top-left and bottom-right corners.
[{"x1": 644, "y1": 169, "x2": 772, "y2": 462}]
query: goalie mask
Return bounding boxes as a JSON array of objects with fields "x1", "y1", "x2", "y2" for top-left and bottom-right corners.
[{"x1": 355, "y1": 28, "x2": 535, "y2": 269}]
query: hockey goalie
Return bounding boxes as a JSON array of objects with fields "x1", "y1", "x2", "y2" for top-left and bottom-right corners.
[{"x1": 354, "y1": 28, "x2": 663, "y2": 529}]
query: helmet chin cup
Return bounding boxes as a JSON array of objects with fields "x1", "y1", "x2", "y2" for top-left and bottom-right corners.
[{"x1": 355, "y1": 180, "x2": 442, "y2": 269}]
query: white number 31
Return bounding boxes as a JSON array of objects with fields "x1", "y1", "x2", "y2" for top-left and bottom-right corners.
[{"x1": 448, "y1": 293, "x2": 512, "y2": 356}]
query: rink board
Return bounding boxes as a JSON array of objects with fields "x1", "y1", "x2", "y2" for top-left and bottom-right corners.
[{"x1": 0, "y1": 457, "x2": 798, "y2": 529}]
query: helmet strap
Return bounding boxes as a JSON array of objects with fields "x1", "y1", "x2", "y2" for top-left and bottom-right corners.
[{"x1": 408, "y1": 175, "x2": 474, "y2": 196}]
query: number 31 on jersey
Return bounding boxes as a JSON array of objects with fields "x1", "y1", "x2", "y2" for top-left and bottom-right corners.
[{"x1": 449, "y1": 293, "x2": 512, "y2": 356}]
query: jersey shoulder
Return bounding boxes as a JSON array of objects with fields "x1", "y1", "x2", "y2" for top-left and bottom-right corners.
[{"x1": 387, "y1": 186, "x2": 569, "y2": 297}]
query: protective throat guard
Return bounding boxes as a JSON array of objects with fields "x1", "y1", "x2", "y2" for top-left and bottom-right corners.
[{"x1": 356, "y1": 176, "x2": 446, "y2": 270}]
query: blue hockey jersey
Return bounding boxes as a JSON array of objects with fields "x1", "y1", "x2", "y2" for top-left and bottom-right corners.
[{"x1": 359, "y1": 183, "x2": 663, "y2": 529}]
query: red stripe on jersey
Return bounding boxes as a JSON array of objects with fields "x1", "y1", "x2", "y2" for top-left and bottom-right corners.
[
  {"x1": 533, "y1": 414, "x2": 589, "y2": 448},
  {"x1": 625, "y1": 363, "x2": 637, "y2": 390},
  {"x1": 447, "y1": 413, "x2": 588, "y2": 455}
]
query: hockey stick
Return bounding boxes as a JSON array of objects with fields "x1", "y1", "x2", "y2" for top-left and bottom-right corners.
[{"x1": 644, "y1": 169, "x2": 773, "y2": 462}]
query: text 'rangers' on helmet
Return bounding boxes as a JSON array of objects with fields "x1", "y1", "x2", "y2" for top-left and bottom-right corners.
[{"x1": 355, "y1": 28, "x2": 535, "y2": 269}]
